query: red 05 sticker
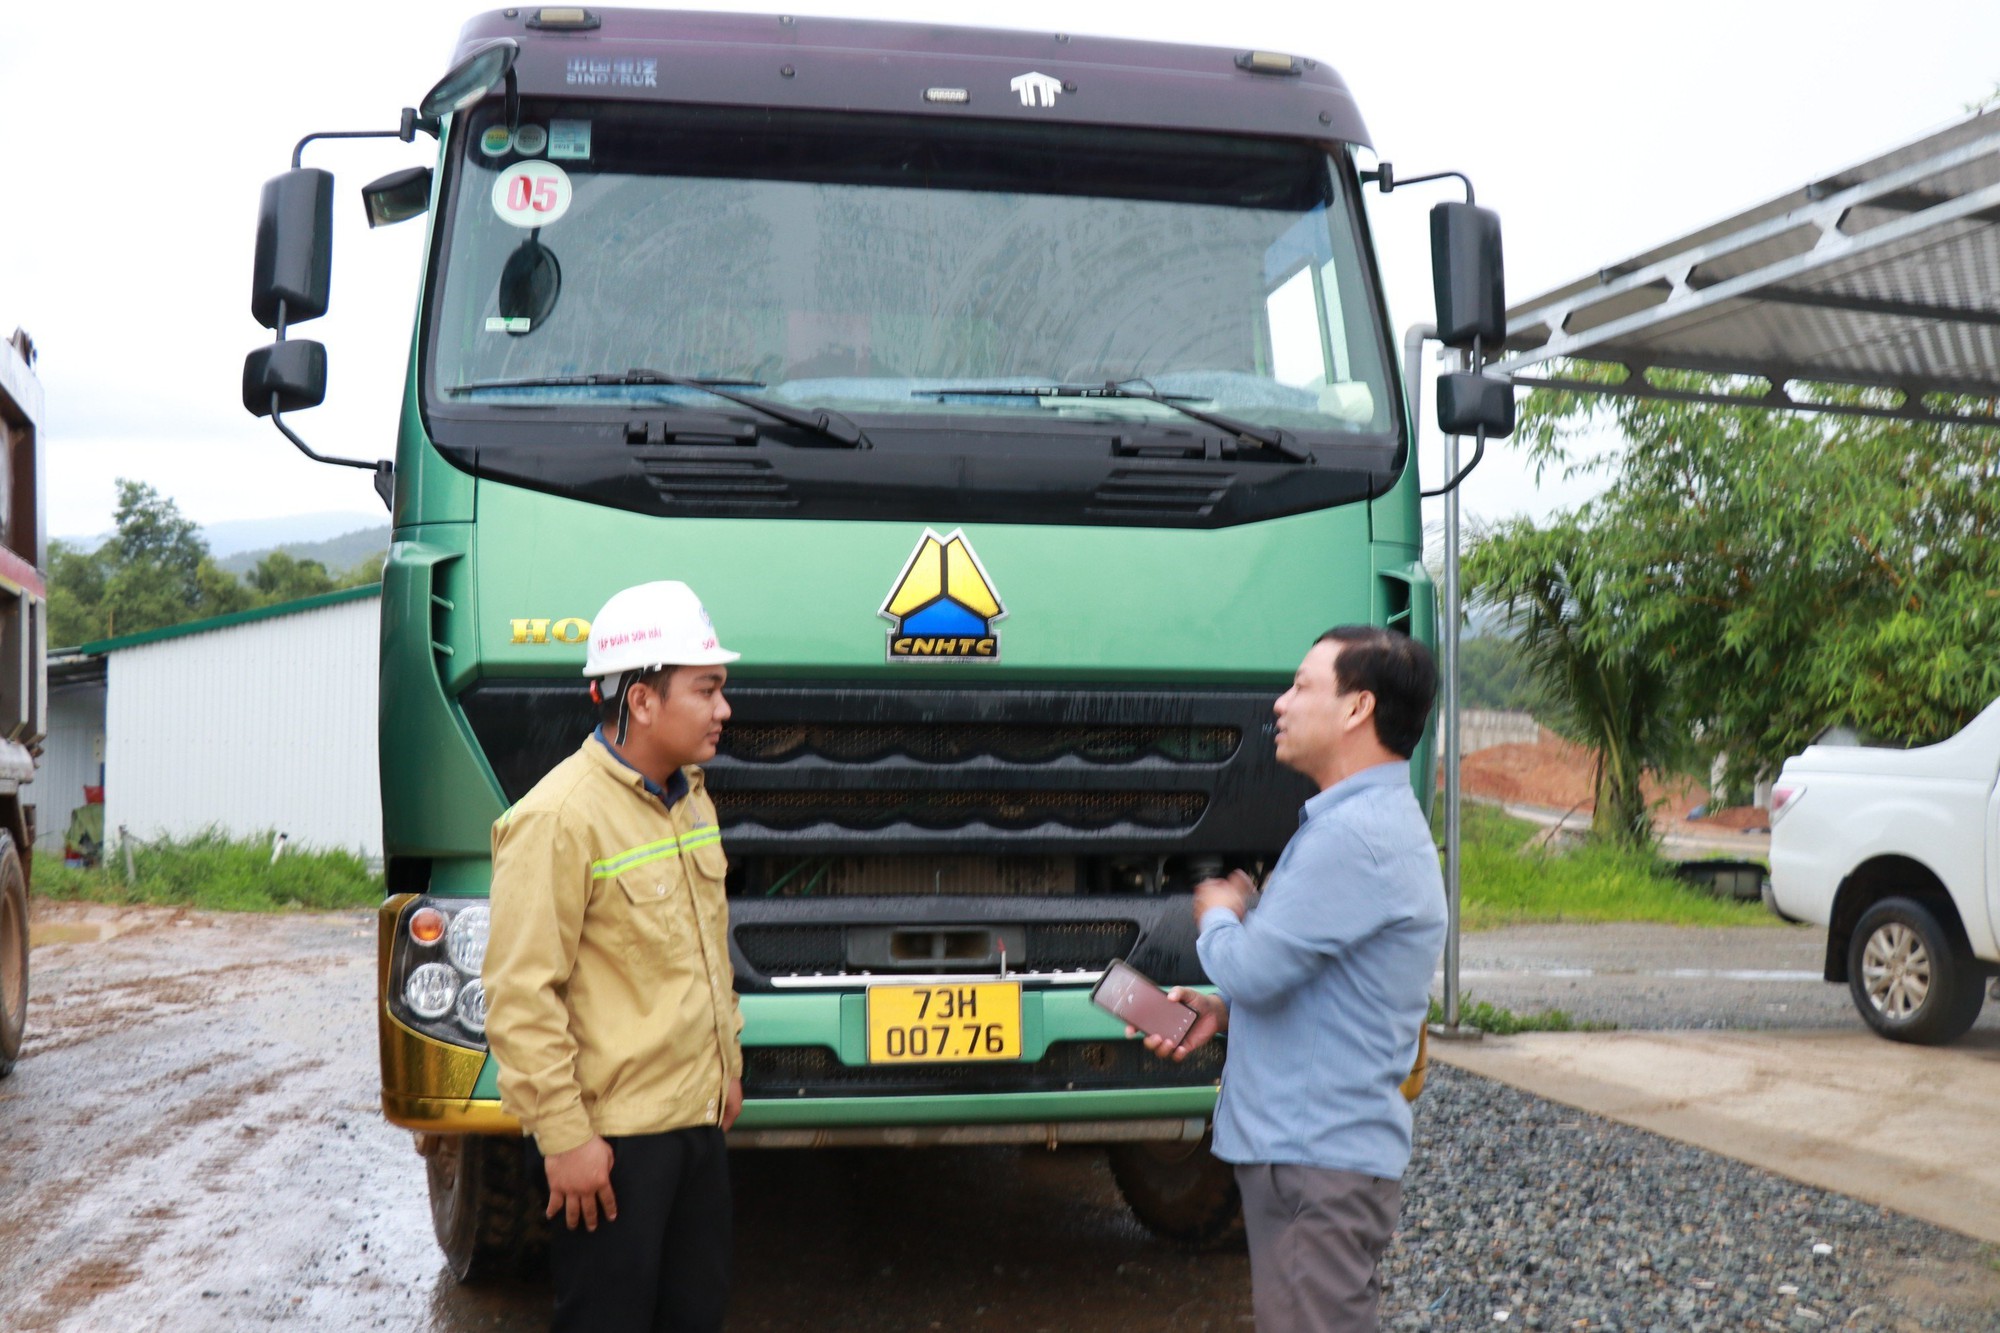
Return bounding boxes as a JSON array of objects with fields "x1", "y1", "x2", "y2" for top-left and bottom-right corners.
[{"x1": 490, "y1": 161, "x2": 573, "y2": 228}]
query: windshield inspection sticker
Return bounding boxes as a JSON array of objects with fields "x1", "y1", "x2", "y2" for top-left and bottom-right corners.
[
  {"x1": 511, "y1": 123, "x2": 548, "y2": 156},
  {"x1": 485, "y1": 316, "x2": 533, "y2": 334},
  {"x1": 549, "y1": 119, "x2": 592, "y2": 160},
  {"x1": 491, "y1": 161, "x2": 572, "y2": 227},
  {"x1": 479, "y1": 125, "x2": 513, "y2": 157}
]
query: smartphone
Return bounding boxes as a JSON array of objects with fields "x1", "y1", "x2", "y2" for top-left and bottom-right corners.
[{"x1": 1091, "y1": 958, "x2": 1199, "y2": 1047}]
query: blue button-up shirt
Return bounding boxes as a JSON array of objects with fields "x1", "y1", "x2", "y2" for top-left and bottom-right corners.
[{"x1": 1197, "y1": 760, "x2": 1446, "y2": 1179}]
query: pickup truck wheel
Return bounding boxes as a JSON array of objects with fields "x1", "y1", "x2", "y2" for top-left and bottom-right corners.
[
  {"x1": 427, "y1": 1133, "x2": 547, "y2": 1282},
  {"x1": 0, "y1": 834, "x2": 27, "y2": 1078},
  {"x1": 1847, "y1": 898, "x2": 1985, "y2": 1045},
  {"x1": 1108, "y1": 1135, "x2": 1244, "y2": 1250}
]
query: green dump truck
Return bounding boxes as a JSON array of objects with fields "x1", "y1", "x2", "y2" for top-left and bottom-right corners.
[{"x1": 243, "y1": 8, "x2": 1508, "y2": 1277}]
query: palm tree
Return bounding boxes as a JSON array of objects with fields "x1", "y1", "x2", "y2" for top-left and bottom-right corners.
[{"x1": 1465, "y1": 517, "x2": 1687, "y2": 848}]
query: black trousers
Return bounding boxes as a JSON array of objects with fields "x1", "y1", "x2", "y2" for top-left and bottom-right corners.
[{"x1": 531, "y1": 1127, "x2": 732, "y2": 1333}]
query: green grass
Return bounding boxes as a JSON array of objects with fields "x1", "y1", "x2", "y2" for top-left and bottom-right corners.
[
  {"x1": 1450, "y1": 802, "x2": 1775, "y2": 929},
  {"x1": 37, "y1": 829, "x2": 381, "y2": 912},
  {"x1": 1427, "y1": 994, "x2": 1613, "y2": 1034}
]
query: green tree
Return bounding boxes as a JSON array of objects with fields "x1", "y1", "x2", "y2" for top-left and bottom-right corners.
[
  {"x1": 47, "y1": 538, "x2": 108, "y2": 648},
  {"x1": 1457, "y1": 632, "x2": 1544, "y2": 714},
  {"x1": 49, "y1": 481, "x2": 254, "y2": 644},
  {"x1": 1476, "y1": 367, "x2": 2000, "y2": 802},
  {"x1": 339, "y1": 551, "x2": 385, "y2": 588},
  {"x1": 246, "y1": 550, "x2": 340, "y2": 602},
  {"x1": 1466, "y1": 515, "x2": 1689, "y2": 845}
]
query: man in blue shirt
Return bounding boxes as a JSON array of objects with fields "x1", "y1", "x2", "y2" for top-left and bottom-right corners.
[{"x1": 1140, "y1": 626, "x2": 1445, "y2": 1332}]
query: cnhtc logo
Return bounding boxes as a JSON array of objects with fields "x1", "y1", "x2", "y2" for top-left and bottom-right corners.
[
  {"x1": 879, "y1": 529, "x2": 1007, "y2": 662},
  {"x1": 1009, "y1": 71, "x2": 1063, "y2": 108}
]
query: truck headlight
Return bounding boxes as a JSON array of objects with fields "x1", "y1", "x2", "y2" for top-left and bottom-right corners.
[
  {"x1": 389, "y1": 895, "x2": 494, "y2": 1052},
  {"x1": 405, "y1": 962, "x2": 460, "y2": 1020},
  {"x1": 454, "y1": 978, "x2": 488, "y2": 1035},
  {"x1": 446, "y1": 904, "x2": 491, "y2": 974}
]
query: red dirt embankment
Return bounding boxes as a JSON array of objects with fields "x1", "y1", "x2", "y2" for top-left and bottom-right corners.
[{"x1": 1454, "y1": 727, "x2": 1767, "y2": 831}]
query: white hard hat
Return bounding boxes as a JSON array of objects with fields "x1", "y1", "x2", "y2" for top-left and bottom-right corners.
[{"x1": 583, "y1": 581, "x2": 740, "y2": 678}]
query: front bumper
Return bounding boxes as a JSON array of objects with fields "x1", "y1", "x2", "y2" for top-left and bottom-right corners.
[{"x1": 380, "y1": 987, "x2": 1220, "y2": 1136}]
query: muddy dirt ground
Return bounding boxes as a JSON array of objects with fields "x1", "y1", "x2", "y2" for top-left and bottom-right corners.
[
  {"x1": 2, "y1": 902, "x2": 1252, "y2": 1332},
  {"x1": 3, "y1": 902, "x2": 1995, "y2": 1331}
]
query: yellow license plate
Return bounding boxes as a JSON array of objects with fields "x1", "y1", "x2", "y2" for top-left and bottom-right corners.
[{"x1": 866, "y1": 982, "x2": 1022, "y2": 1063}]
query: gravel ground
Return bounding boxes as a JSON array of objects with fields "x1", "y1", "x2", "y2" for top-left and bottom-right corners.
[{"x1": 1387, "y1": 1066, "x2": 2000, "y2": 1331}]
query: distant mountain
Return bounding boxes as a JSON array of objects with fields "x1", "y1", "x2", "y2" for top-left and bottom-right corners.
[
  {"x1": 201, "y1": 513, "x2": 386, "y2": 559},
  {"x1": 217, "y1": 525, "x2": 390, "y2": 578},
  {"x1": 58, "y1": 512, "x2": 387, "y2": 564}
]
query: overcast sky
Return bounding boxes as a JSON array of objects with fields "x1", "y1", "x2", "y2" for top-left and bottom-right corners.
[{"x1": 3, "y1": 0, "x2": 1996, "y2": 542}]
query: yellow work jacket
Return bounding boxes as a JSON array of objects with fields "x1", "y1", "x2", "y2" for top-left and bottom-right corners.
[{"x1": 484, "y1": 736, "x2": 743, "y2": 1156}]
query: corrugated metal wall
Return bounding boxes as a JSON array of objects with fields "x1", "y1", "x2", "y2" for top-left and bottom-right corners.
[
  {"x1": 104, "y1": 595, "x2": 382, "y2": 858},
  {"x1": 38, "y1": 683, "x2": 105, "y2": 852}
]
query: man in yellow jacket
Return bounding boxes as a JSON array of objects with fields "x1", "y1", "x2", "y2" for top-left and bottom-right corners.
[{"x1": 484, "y1": 580, "x2": 743, "y2": 1333}]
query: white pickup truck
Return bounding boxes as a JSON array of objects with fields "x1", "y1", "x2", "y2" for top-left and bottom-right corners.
[{"x1": 1768, "y1": 700, "x2": 2000, "y2": 1044}]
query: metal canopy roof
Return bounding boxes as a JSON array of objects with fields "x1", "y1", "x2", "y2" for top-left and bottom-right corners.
[{"x1": 1493, "y1": 110, "x2": 2000, "y2": 425}]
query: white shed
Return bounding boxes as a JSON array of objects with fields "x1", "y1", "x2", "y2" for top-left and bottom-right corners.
[{"x1": 80, "y1": 586, "x2": 382, "y2": 859}]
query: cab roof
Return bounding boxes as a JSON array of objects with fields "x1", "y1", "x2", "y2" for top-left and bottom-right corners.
[{"x1": 452, "y1": 7, "x2": 1369, "y2": 147}]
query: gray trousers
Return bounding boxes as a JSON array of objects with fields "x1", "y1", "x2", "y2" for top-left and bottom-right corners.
[{"x1": 1235, "y1": 1163, "x2": 1402, "y2": 1333}]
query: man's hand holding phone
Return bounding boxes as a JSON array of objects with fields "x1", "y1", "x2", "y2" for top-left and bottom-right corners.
[{"x1": 1131, "y1": 988, "x2": 1228, "y2": 1061}]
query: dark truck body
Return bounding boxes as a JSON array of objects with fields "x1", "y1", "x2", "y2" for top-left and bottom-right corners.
[{"x1": 0, "y1": 328, "x2": 48, "y2": 1078}]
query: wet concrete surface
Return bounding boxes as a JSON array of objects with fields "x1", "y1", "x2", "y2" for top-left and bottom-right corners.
[
  {"x1": 4, "y1": 904, "x2": 1996, "y2": 1330},
  {"x1": 1446, "y1": 919, "x2": 2000, "y2": 1034}
]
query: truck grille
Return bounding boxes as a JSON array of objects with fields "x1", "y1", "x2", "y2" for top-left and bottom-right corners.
[
  {"x1": 457, "y1": 682, "x2": 1310, "y2": 857},
  {"x1": 749, "y1": 855, "x2": 1076, "y2": 896},
  {"x1": 735, "y1": 920, "x2": 1139, "y2": 974},
  {"x1": 718, "y1": 788, "x2": 1206, "y2": 832},
  {"x1": 724, "y1": 721, "x2": 1238, "y2": 765},
  {"x1": 742, "y1": 1038, "x2": 1223, "y2": 1097}
]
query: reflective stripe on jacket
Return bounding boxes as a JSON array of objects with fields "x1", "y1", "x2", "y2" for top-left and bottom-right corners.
[{"x1": 484, "y1": 738, "x2": 743, "y2": 1156}]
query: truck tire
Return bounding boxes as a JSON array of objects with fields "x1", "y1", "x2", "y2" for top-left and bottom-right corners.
[
  {"x1": 1846, "y1": 897, "x2": 1985, "y2": 1045},
  {"x1": 0, "y1": 834, "x2": 26, "y2": 1078},
  {"x1": 1108, "y1": 1134, "x2": 1243, "y2": 1250},
  {"x1": 427, "y1": 1133, "x2": 548, "y2": 1282}
]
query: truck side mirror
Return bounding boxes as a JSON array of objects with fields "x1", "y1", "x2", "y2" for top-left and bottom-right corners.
[
  {"x1": 251, "y1": 168, "x2": 335, "y2": 330},
  {"x1": 363, "y1": 166, "x2": 433, "y2": 228},
  {"x1": 1435, "y1": 371, "x2": 1514, "y2": 439},
  {"x1": 242, "y1": 340, "x2": 327, "y2": 417},
  {"x1": 1430, "y1": 201, "x2": 1505, "y2": 351}
]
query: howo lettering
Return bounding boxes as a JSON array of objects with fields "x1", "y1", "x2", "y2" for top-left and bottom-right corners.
[{"x1": 243, "y1": 8, "x2": 1506, "y2": 1276}]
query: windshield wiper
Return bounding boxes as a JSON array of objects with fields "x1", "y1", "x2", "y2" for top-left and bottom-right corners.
[
  {"x1": 919, "y1": 381, "x2": 1311, "y2": 463},
  {"x1": 452, "y1": 371, "x2": 871, "y2": 449}
]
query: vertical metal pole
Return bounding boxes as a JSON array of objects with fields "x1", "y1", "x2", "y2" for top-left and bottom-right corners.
[
  {"x1": 1405, "y1": 323, "x2": 1468, "y2": 1036},
  {"x1": 1441, "y1": 348, "x2": 1466, "y2": 1031}
]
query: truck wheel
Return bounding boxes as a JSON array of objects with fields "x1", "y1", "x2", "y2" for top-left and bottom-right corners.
[
  {"x1": 1847, "y1": 897, "x2": 1985, "y2": 1045},
  {"x1": 427, "y1": 1133, "x2": 548, "y2": 1282},
  {"x1": 1108, "y1": 1135, "x2": 1243, "y2": 1250},
  {"x1": 0, "y1": 834, "x2": 27, "y2": 1078}
]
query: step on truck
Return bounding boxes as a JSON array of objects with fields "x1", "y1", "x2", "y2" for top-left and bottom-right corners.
[
  {"x1": 0, "y1": 328, "x2": 48, "y2": 1080},
  {"x1": 241, "y1": 8, "x2": 1509, "y2": 1275}
]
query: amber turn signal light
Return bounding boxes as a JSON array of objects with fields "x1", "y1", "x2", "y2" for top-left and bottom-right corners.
[{"x1": 408, "y1": 906, "x2": 447, "y2": 946}]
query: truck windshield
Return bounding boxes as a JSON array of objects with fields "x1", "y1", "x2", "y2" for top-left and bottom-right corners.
[{"x1": 427, "y1": 102, "x2": 1394, "y2": 441}]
